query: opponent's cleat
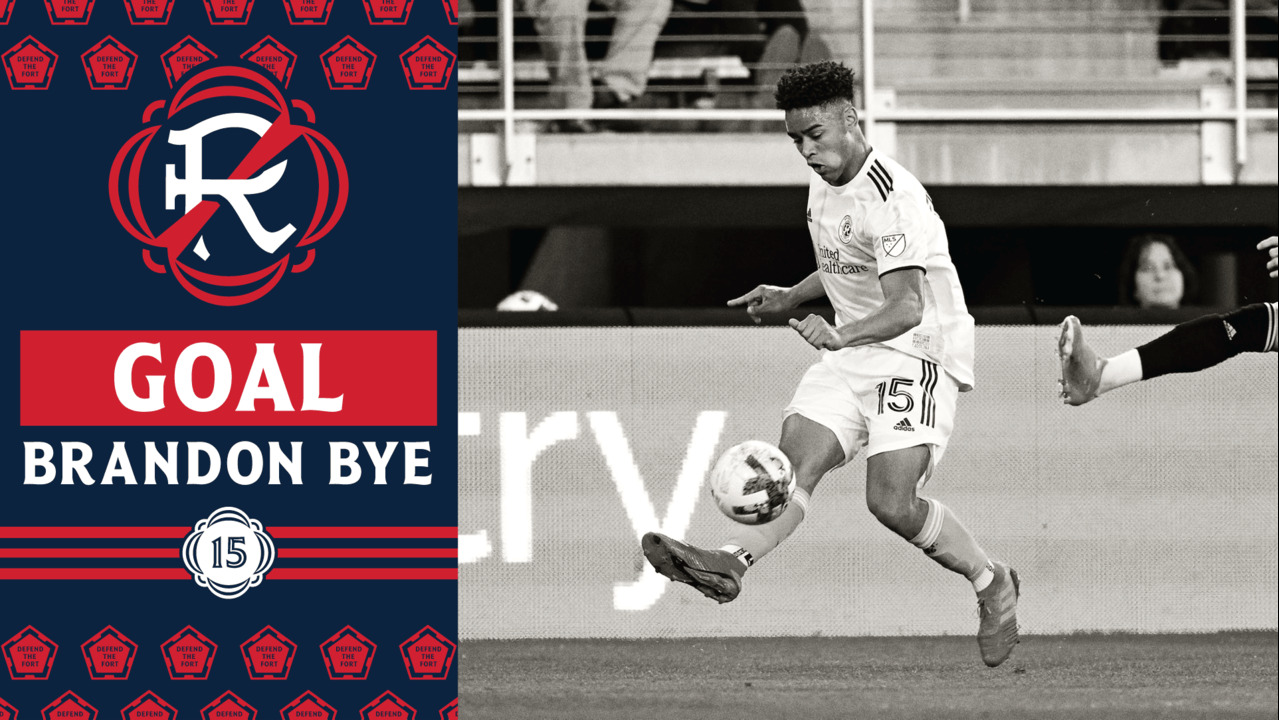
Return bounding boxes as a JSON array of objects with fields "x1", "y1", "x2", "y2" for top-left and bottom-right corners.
[
  {"x1": 976, "y1": 561, "x2": 1021, "y2": 667},
  {"x1": 641, "y1": 532, "x2": 744, "y2": 604},
  {"x1": 1058, "y1": 315, "x2": 1105, "y2": 406}
]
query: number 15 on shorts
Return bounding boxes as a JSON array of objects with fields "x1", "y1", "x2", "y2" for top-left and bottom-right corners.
[{"x1": 875, "y1": 361, "x2": 940, "y2": 430}]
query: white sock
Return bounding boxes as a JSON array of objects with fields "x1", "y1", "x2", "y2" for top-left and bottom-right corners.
[
  {"x1": 719, "y1": 544, "x2": 752, "y2": 569},
  {"x1": 971, "y1": 564, "x2": 995, "y2": 593},
  {"x1": 1099, "y1": 349, "x2": 1143, "y2": 395},
  {"x1": 910, "y1": 498, "x2": 995, "y2": 592},
  {"x1": 720, "y1": 487, "x2": 811, "y2": 570}
]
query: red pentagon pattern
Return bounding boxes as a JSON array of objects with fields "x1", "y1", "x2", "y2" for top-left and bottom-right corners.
[
  {"x1": 80, "y1": 626, "x2": 139, "y2": 679},
  {"x1": 203, "y1": 0, "x2": 254, "y2": 24},
  {"x1": 436, "y1": 700, "x2": 456, "y2": 720},
  {"x1": 399, "y1": 35, "x2": 455, "y2": 91},
  {"x1": 0, "y1": 696, "x2": 17, "y2": 720},
  {"x1": 280, "y1": 692, "x2": 335, "y2": 720},
  {"x1": 121, "y1": 692, "x2": 177, "y2": 720},
  {"x1": 241, "y1": 36, "x2": 297, "y2": 87},
  {"x1": 200, "y1": 693, "x2": 254, "y2": 720},
  {"x1": 3, "y1": 625, "x2": 58, "y2": 679},
  {"x1": 361, "y1": 0, "x2": 411, "y2": 25},
  {"x1": 3, "y1": 36, "x2": 58, "y2": 91},
  {"x1": 122, "y1": 0, "x2": 175, "y2": 24},
  {"x1": 320, "y1": 36, "x2": 376, "y2": 91},
  {"x1": 398, "y1": 626, "x2": 456, "y2": 680},
  {"x1": 358, "y1": 694, "x2": 413, "y2": 720},
  {"x1": 43, "y1": 0, "x2": 94, "y2": 24},
  {"x1": 161, "y1": 626, "x2": 218, "y2": 680},
  {"x1": 240, "y1": 626, "x2": 298, "y2": 680},
  {"x1": 161, "y1": 36, "x2": 217, "y2": 89},
  {"x1": 41, "y1": 693, "x2": 96, "y2": 720},
  {"x1": 0, "y1": 0, "x2": 14, "y2": 24},
  {"x1": 441, "y1": 0, "x2": 455, "y2": 24},
  {"x1": 81, "y1": 37, "x2": 139, "y2": 90},
  {"x1": 319, "y1": 626, "x2": 376, "y2": 680},
  {"x1": 281, "y1": 0, "x2": 332, "y2": 24}
]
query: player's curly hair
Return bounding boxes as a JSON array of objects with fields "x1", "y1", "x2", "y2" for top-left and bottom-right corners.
[{"x1": 774, "y1": 61, "x2": 856, "y2": 111}]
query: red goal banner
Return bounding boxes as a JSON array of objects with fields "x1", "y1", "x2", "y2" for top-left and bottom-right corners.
[{"x1": 21, "y1": 331, "x2": 436, "y2": 426}]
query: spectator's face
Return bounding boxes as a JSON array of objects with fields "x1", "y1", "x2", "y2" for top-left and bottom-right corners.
[
  {"x1": 785, "y1": 102, "x2": 858, "y2": 186},
  {"x1": 1133, "y1": 241, "x2": 1185, "y2": 309}
]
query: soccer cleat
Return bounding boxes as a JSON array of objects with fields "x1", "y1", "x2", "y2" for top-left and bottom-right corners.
[
  {"x1": 976, "y1": 561, "x2": 1021, "y2": 667},
  {"x1": 1057, "y1": 315, "x2": 1105, "y2": 406},
  {"x1": 641, "y1": 532, "x2": 744, "y2": 604}
]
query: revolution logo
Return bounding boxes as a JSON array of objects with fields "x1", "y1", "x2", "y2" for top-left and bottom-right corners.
[{"x1": 109, "y1": 63, "x2": 348, "y2": 306}]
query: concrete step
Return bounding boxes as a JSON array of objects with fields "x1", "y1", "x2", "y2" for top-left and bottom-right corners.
[
  {"x1": 869, "y1": 20, "x2": 1162, "y2": 79},
  {"x1": 875, "y1": 56, "x2": 1162, "y2": 81}
]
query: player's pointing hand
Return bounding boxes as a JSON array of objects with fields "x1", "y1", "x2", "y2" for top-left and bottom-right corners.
[
  {"x1": 1259, "y1": 236, "x2": 1278, "y2": 278},
  {"x1": 789, "y1": 314, "x2": 843, "y2": 350},
  {"x1": 728, "y1": 285, "x2": 792, "y2": 324}
]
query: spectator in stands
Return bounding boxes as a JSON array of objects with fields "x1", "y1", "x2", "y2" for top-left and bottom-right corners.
[
  {"x1": 1118, "y1": 233, "x2": 1198, "y2": 309},
  {"x1": 527, "y1": 0, "x2": 673, "y2": 132},
  {"x1": 677, "y1": 0, "x2": 808, "y2": 68}
]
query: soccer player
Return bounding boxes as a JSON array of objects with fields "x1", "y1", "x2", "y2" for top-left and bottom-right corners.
[
  {"x1": 640, "y1": 61, "x2": 1021, "y2": 668},
  {"x1": 1058, "y1": 236, "x2": 1278, "y2": 405}
]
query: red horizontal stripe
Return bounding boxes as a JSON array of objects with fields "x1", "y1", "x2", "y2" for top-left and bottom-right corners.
[
  {"x1": 0, "y1": 568, "x2": 190, "y2": 580},
  {"x1": 267, "y1": 568, "x2": 457, "y2": 580},
  {"x1": 0, "y1": 527, "x2": 188, "y2": 539},
  {"x1": 0, "y1": 526, "x2": 458, "y2": 539},
  {"x1": 278, "y1": 548, "x2": 458, "y2": 558},
  {"x1": 0, "y1": 548, "x2": 179, "y2": 558},
  {"x1": 0, "y1": 568, "x2": 457, "y2": 580},
  {"x1": 268, "y1": 527, "x2": 459, "y2": 539}
]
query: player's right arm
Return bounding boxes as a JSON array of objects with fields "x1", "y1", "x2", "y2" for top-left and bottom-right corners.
[
  {"x1": 1260, "y1": 236, "x2": 1277, "y2": 278},
  {"x1": 728, "y1": 271, "x2": 827, "y2": 324}
]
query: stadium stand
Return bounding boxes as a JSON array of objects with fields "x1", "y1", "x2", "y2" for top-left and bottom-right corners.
[{"x1": 460, "y1": 0, "x2": 1277, "y2": 112}]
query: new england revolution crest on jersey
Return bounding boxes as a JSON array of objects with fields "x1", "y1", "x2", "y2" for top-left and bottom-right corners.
[{"x1": 109, "y1": 62, "x2": 348, "y2": 306}]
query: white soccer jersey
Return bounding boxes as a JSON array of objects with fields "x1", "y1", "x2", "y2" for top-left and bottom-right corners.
[{"x1": 806, "y1": 148, "x2": 975, "y2": 391}]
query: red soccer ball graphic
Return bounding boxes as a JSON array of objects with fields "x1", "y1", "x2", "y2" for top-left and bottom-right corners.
[{"x1": 109, "y1": 63, "x2": 348, "y2": 306}]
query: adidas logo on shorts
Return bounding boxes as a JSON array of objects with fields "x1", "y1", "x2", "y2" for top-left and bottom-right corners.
[{"x1": 893, "y1": 418, "x2": 914, "y2": 432}]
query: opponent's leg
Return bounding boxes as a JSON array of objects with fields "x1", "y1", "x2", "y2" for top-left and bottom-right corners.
[
  {"x1": 643, "y1": 414, "x2": 844, "y2": 603},
  {"x1": 865, "y1": 447, "x2": 1020, "y2": 667},
  {"x1": 1059, "y1": 304, "x2": 1277, "y2": 405}
]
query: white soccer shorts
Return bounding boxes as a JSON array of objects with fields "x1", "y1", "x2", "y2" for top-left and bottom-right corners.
[{"x1": 784, "y1": 345, "x2": 959, "y2": 484}]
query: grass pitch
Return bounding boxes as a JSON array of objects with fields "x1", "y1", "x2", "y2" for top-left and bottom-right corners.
[{"x1": 461, "y1": 632, "x2": 1277, "y2": 719}]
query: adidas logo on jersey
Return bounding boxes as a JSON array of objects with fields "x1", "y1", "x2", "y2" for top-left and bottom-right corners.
[
  {"x1": 1223, "y1": 320, "x2": 1238, "y2": 341},
  {"x1": 893, "y1": 418, "x2": 914, "y2": 432},
  {"x1": 806, "y1": 207, "x2": 813, "y2": 223}
]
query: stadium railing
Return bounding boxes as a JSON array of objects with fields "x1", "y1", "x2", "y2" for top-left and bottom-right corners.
[{"x1": 457, "y1": 0, "x2": 1279, "y2": 186}]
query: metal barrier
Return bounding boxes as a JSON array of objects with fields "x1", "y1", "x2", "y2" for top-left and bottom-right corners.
[
  {"x1": 459, "y1": 323, "x2": 1279, "y2": 638},
  {"x1": 457, "y1": 0, "x2": 1279, "y2": 185},
  {"x1": 458, "y1": 306, "x2": 1247, "y2": 328}
]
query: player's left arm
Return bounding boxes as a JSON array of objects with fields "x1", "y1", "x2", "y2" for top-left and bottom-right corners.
[{"x1": 789, "y1": 269, "x2": 922, "y2": 350}]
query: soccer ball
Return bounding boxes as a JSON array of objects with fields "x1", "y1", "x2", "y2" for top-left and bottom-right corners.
[{"x1": 708, "y1": 441, "x2": 796, "y2": 525}]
